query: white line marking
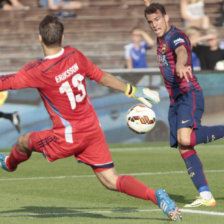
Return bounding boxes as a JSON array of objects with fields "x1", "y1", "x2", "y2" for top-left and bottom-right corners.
[
  {"x1": 0, "y1": 208, "x2": 223, "y2": 217},
  {"x1": 0, "y1": 170, "x2": 223, "y2": 181},
  {"x1": 181, "y1": 209, "x2": 224, "y2": 216}
]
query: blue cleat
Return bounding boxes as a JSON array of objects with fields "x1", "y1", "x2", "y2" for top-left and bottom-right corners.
[
  {"x1": 156, "y1": 189, "x2": 182, "y2": 221},
  {"x1": 0, "y1": 153, "x2": 11, "y2": 172}
]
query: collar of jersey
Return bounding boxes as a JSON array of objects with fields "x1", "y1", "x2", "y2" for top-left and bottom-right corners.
[{"x1": 44, "y1": 48, "x2": 64, "y2": 60}]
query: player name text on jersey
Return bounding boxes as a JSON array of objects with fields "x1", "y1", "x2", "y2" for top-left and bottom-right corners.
[{"x1": 55, "y1": 63, "x2": 79, "y2": 83}]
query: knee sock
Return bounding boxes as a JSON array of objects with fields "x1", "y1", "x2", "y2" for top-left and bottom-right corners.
[
  {"x1": 6, "y1": 146, "x2": 31, "y2": 171},
  {"x1": 181, "y1": 150, "x2": 209, "y2": 193},
  {"x1": 190, "y1": 125, "x2": 224, "y2": 147},
  {"x1": 116, "y1": 175, "x2": 157, "y2": 205}
]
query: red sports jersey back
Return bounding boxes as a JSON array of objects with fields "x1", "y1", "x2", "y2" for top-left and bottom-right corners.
[{"x1": 0, "y1": 46, "x2": 104, "y2": 133}]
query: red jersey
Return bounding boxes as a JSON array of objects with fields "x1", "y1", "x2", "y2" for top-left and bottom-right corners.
[{"x1": 0, "y1": 46, "x2": 104, "y2": 143}]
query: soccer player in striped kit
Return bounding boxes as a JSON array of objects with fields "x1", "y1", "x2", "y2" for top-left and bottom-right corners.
[{"x1": 144, "y1": 0, "x2": 224, "y2": 207}]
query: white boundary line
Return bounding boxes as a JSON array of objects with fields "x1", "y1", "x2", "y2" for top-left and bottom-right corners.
[
  {"x1": 110, "y1": 144, "x2": 224, "y2": 152},
  {"x1": 0, "y1": 169, "x2": 223, "y2": 182},
  {"x1": 0, "y1": 208, "x2": 223, "y2": 217}
]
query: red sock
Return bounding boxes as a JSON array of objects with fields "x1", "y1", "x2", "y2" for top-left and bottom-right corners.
[
  {"x1": 6, "y1": 146, "x2": 31, "y2": 171},
  {"x1": 116, "y1": 175, "x2": 157, "y2": 205}
]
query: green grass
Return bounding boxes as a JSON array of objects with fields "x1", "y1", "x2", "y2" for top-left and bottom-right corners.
[{"x1": 0, "y1": 141, "x2": 223, "y2": 223}]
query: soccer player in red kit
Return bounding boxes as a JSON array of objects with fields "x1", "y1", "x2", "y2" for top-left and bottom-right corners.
[{"x1": 0, "y1": 15, "x2": 182, "y2": 221}]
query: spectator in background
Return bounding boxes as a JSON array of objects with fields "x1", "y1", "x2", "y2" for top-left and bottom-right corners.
[
  {"x1": 185, "y1": 26, "x2": 201, "y2": 69},
  {"x1": 39, "y1": 0, "x2": 83, "y2": 18},
  {"x1": 124, "y1": 28, "x2": 154, "y2": 69},
  {"x1": 180, "y1": 0, "x2": 213, "y2": 30},
  {"x1": 192, "y1": 28, "x2": 224, "y2": 70},
  {"x1": 39, "y1": 0, "x2": 83, "y2": 11},
  {"x1": 0, "y1": 0, "x2": 29, "y2": 10},
  {"x1": 215, "y1": 0, "x2": 224, "y2": 27}
]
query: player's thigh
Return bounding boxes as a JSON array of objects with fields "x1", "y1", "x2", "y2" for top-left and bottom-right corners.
[
  {"x1": 95, "y1": 167, "x2": 119, "y2": 190},
  {"x1": 177, "y1": 90, "x2": 204, "y2": 130},
  {"x1": 75, "y1": 127, "x2": 114, "y2": 169}
]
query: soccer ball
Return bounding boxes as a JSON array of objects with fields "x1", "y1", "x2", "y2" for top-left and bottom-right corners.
[{"x1": 126, "y1": 104, "x2": 156, "y2": 134}]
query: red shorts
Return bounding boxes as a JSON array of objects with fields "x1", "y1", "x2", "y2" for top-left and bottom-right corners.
[{"x1": 27, "y1": 121, "x2": 114, "y2": 170}]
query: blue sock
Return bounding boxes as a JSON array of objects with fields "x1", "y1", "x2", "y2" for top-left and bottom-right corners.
[
  {"x1": 191, "y1": 125, "x2": 224, "y2": 146},
  {"x1": 181, "y1": 150, "x2": 209, "y2": 192}
]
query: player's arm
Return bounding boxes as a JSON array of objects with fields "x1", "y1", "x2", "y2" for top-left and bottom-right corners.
[
  {"x1": 99, "y1": 71, "x2": 160, "y2": 108},
  {"x1": 0, "y1": 73, "x2": 19, "y2": 91},
  {"x1": 175, "y1": 45, "x2": 192, "y2": 82},
  {"x1": 125, "y1": 58, "x2": 133, "y2": 69},
  {"x1": 0, "y1": 67, "x2": 38, "y2": 91}
]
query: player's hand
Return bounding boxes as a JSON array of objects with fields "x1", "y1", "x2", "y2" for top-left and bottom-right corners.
[
  {"x1": 125, "y1": 84, "x2": 160, "y2": 108},
  {"x1": 176, "y1": 64, "x2": 192, "y2": 82},
  {"x1": 144, "y1": 0, "x2": 152, "y2": 7}
]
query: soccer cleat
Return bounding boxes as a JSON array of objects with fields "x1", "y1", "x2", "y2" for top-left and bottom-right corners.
[
  {"x1": 12, "y1": 112, "x2": 21, "y2": 133},
  {"x1": 0, "y1": 153, "x2": 12, "y2": 172},
  {"x1": 156, "y1": 189, "x2": 182, "y2": 221},
  {"x1": 184, "y1": 196, "x2": 216, "y2": 207}
]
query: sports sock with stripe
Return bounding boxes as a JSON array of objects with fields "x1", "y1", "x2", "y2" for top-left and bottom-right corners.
[
  {"x1": 181, "y1": 149, "x2": 210, "y2": 195},
  {"x1": 6, "y1": 146, "x2": 31, "y2": 171}
]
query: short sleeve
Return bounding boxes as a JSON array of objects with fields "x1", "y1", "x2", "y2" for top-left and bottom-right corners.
[
  {"x1": 77, "y1": 50, "x2": 104, "y2": 82},
  {"x1": 124, "y1": 43, "x2": 132, "y2": 59},
  {"x1": 168, "y1": 32, "x2": 189, "y2": 51}
]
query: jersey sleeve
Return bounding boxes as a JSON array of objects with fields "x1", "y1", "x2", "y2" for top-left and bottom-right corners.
[
  {"x1": 78, "y1": 50, "x2": 104, "y2": 82},
  {"x1": 0, "y1": 61, "x2": 43, "y2": 91},
  {"x1": 168, "y1": 32, "x2": 189, "y2": 51},
  {"x1": 124, "y1": 43, "x2": 132, "y2": 59}
]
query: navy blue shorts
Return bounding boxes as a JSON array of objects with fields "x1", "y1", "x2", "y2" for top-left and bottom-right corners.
[{"x1": 168, "y1": 90, "x2": 204, "y2": 148}]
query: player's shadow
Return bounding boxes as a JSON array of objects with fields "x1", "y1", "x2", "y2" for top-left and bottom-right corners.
[
  {"x1": 169, "y1": 194, "x2": 190, "y2": 204},
  {"x1": 0, "y1": 206, "x2": 167, "y2": 221}
]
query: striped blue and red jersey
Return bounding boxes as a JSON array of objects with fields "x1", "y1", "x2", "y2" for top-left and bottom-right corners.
[
  {"x1": 157, "y1": 26, "x2": 201, "y2": 104},
  {"x1": 0, "y1": 46, "x2": 103, "y2": 134}
]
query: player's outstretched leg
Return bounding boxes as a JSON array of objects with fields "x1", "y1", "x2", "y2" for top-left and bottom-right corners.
[
  {"x1": 190, "y1": 125, "x2": 224, "y2": 147},
  {"x1": 156, "y1": 189, "x2": 182, "y2": 221},
  {"x1": 95, "y1": 169, "x2": 182, "y2": 221}
]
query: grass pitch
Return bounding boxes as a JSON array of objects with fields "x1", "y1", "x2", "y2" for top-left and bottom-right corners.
[{"x1": 0, "y1": 141, "x2": 223, "y2": 224}]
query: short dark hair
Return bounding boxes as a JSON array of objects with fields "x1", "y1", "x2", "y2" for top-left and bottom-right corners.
[
  {"x1": 144, "y1": 3, "x2": 167, "y2": 18},
  {"x1": 39, "y1": 15, "x2": 64, "y2": 47}
]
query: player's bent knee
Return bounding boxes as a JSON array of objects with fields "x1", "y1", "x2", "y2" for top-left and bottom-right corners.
[
  {"x1": 103, "y1": 180, "x2": 117, "y2": 191},
  {"x1": 95, "y1": 168, "x2": 119, "y2": 191},
  {"x1": 17, "y1": 133, "x2": 31, "y2": 154},
  {"x1": 178, "y1": 137, "x2": 190, "y2": 147},
  {"x1": 100, "y1": 175, "x2": 118, "y2": 191}
]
